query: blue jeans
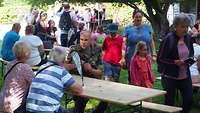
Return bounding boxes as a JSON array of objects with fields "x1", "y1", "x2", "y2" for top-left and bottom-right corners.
[
  {"x1": 161, "y1": 75, "x2": 193, "y2": 113},
  {"x1": 103, "y1": 61, "x2": 121, "y2": 81}
]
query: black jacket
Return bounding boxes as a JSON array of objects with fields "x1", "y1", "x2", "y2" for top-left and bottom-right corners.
[{"x1": 158, "y1": 32, "x2": 194, "y2": 78}]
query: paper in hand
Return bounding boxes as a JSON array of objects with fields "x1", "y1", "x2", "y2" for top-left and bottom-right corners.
[{"x1": 184, "y1": 57, "x2": 196, "y2": 65}]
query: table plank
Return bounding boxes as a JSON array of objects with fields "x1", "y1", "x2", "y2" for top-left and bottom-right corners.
[
  {"x1": 73, "y1": 75, "x2": 166, "y2": 105},
  {"x1": 193, "y1": 83, "x2": 200, "y2": 87}
]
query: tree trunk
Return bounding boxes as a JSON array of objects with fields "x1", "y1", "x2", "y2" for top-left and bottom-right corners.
[{"x1": 143, "y1": 0, "x2": 170, "y2": 41}]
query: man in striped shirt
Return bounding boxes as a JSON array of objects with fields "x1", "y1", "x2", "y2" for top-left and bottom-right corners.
[{"x1": 26, "y1": 46, "x2": 83, "y2": 113}]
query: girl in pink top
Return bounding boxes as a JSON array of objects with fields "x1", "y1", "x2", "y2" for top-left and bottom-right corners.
[
  {"x1": 0, "y1": 41, "x2": 34, "y2": 113},
  {"x1": 130, "y1": 41, "x2": 155, "y2": 88},
  {"x1": 91, "y1": 26, "x2": 106, "y2": 47}
]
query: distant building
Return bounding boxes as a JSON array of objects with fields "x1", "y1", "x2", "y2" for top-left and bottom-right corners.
[{"x1": 167, "y1": 2, "x2": 196, "y2": 26}]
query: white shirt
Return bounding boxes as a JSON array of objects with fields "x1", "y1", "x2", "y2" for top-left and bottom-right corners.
[
  {"x1": 190, "y1": 43, "x2": 200, "y2": 76},
  {"x1": 20, "y1": 35, "x2": 43, "y2": 66}
]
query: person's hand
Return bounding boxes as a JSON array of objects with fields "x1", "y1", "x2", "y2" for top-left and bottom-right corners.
[
  {"x1": 91, "y1": 69, "x2": 102, "y2": 79},
  {"x1": 174, "y1": 59, "x2": 185, "y2": 66},
  {"x1": 152, "y1": 55, "x2": 156, "y2": 62},
  {"x1": 119, "y1": 58, "x2": 126, "y2": 67},
  {"x1": 83, "y1": 63, "x2": 93, "y2": 72},
  {"x1": 63, "y1": 63, "x2": 75, "y2": 70}
]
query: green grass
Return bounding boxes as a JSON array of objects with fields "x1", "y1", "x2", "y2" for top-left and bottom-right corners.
[
  {"x1": 0, "y1": 44, "x2": 200, "y2": 113},
  {"x1": 0, "y1": 61, "x2": 200, "y2": 112}
]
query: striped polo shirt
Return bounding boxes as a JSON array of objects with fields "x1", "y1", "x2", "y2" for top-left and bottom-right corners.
[{"x1": 26, "y1": 61, "x2": 75, "y2": 113}]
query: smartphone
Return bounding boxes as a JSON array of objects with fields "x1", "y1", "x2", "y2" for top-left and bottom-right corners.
[{"x1": 184, "y1": 57, "x2": 196, "y2": 65}]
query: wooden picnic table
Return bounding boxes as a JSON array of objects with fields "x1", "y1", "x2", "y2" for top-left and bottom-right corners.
[{"x1": 73, "y1": 75, "x2": 166, "y2": 105}]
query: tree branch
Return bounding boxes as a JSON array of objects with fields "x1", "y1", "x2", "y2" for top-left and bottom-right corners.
[{"x1": 122, "y1": 1, "x2": 151, "y2": 22}]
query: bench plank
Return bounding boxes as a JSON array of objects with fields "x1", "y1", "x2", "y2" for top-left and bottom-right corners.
[
  {"x1": 193, "y1": 83, "x2": 200, "y2": 87},
  {"x1": 132, "y1": 101, "x2": 182, "y2": 113}
]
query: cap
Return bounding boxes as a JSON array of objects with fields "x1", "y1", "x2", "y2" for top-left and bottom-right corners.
[{"x1": 107, "y1": 23, "x2": 118, "y2": 33}]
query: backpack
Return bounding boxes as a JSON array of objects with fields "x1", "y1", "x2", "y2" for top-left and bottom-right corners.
[{"x1": 59, "y1": 11, "x2": 72, "y2": 31}]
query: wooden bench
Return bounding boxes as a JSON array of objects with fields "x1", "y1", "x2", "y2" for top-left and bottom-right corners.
[
  {"x1": 0, "y1": 58, "x2": 39, "y2": 76},
  {"x1": 193, "y1": 83, "x2": 200, "y2": 87},
  {"x1": 131, "y1": 101, "x2": 182, "y2": 113}
]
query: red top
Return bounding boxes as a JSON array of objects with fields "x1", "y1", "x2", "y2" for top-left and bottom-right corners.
[
  {"x1": 102, "y1": 34, "x2": 123, "y2": 65},
  {"x1": 130, "y1": 55, "x2": 155, "y2": 88}
]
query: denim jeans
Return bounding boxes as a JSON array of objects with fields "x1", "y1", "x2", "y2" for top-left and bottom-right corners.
[
  {"x1": 161, "y1": 75, "x2": 193, "y2": 113},
  {"x1": 61, "y1": 33, "x2": 69, "y2": 47}
]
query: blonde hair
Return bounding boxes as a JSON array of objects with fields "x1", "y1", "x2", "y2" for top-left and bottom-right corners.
[{"x1": 12, "y1": 41, "x2": 31, "y2": 60}]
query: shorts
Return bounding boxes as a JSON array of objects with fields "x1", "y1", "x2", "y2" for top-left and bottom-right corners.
[{"x1": 103, "y1": 61, "x2": 121, "y2": 80}]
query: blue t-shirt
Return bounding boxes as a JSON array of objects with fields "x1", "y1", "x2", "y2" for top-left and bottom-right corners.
[
  {"x1": 26, "y1": 61, "x2": 75, "y2": 113},
  {"x1": 123, "y1": 24, "x2": 153, "y2": 62},
  {"x1": 1, "y1": 31, "x2": 20, "y2": 61}
]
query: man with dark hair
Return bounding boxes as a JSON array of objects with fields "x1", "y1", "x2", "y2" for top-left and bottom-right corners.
[
  {"x1": 65, "y1": 31, "x2": 107, "y2": 113},
  {"x1": 57, "y1": 3, "x2": 77, "y2": 47},
  {"x1": 1, "y1": 23, "x2": 21, "y2": 61}
]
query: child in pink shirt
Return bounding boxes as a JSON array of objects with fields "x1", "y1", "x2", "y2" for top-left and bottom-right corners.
[
  {"x1": 91, "y1": 26, "x2": 106, "y2": 47},
  {"x1": 130, "y1": 41, "x2": 155, "y2": 88}
]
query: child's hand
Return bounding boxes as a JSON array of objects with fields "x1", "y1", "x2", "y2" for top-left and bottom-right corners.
[
  {"x1": 119, "y1": 58, "x2": 126, "y2": 67},
  {"x1": 152, "y1": 55, "x2": 156, "y2": 61}
]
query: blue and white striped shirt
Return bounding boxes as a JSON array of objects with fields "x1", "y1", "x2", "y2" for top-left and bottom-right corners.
[{"x1": 26, "y1": 61, "x2": 75, "y2": 113}]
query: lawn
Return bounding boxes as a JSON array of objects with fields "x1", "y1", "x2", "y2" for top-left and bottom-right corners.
[{"x1": 0, "y1": 46, "x2": 200, "y2": 113}]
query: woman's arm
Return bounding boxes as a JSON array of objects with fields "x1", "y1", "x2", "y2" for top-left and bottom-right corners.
[
  {"x1": 150, "y1": 34, "x2": 156, "y2": 61},
  {"x1": 38, "y1": 45, "x2": 45, "y2": 56}
]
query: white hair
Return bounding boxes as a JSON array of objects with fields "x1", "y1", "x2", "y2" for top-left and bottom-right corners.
[{"x1": 49, "y1": 46, "x2": 67, "y2": 63}]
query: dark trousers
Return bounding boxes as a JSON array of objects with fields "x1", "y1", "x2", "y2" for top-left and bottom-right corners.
[
  {"x1": 26, "y1": 107, "x2": 73, "y2": 113},
  {"x1": 61, "y1": 33, "x2": 69, "y2": 47},
  {"x1": 161, "y1": 76, "x2": 193, "y2": 113},
  {"x1": 60, "y1": 33, "x2": 76, "y2": 47},
  {"x1": 73, "y1": 96, "x2": 108, "y2": 113}
]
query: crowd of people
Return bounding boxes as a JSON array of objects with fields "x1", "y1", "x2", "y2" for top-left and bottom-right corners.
[{"x1": 0, "y1": 3, "x2": 200, "y2": 113}]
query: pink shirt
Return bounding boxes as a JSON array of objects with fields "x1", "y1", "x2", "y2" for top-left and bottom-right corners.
[
  {"x1": 130, "y1": 55, "x2": 155, "y2": 88},
  {"x1": 177, "y1": 43, "x2": 189, "y2": 79},
  {"x1": 102, "y1": 35, "x2": 123, "y2": 65},
  {"x1": 0, "y1": 60, "x2": 34, "y2": 112},
  {"x1": 91, "y1": 32, "x2": 106, "y2": 46}
]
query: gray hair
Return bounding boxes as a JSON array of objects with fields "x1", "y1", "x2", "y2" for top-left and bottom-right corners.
[
  {"x1": 49, "y1": 46, "x2": 67, "y2": 63},
  {"x1": 173, "y1": 14, "x2": 191, "y2": 27}
]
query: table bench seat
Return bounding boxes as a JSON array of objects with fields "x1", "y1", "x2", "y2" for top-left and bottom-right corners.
[
  {"x1": 192, "y1": 83, "x2": 200, "y2": 87},
  {"x1": 131, "y1": 101, "x2": 182, "y2": 113}
]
